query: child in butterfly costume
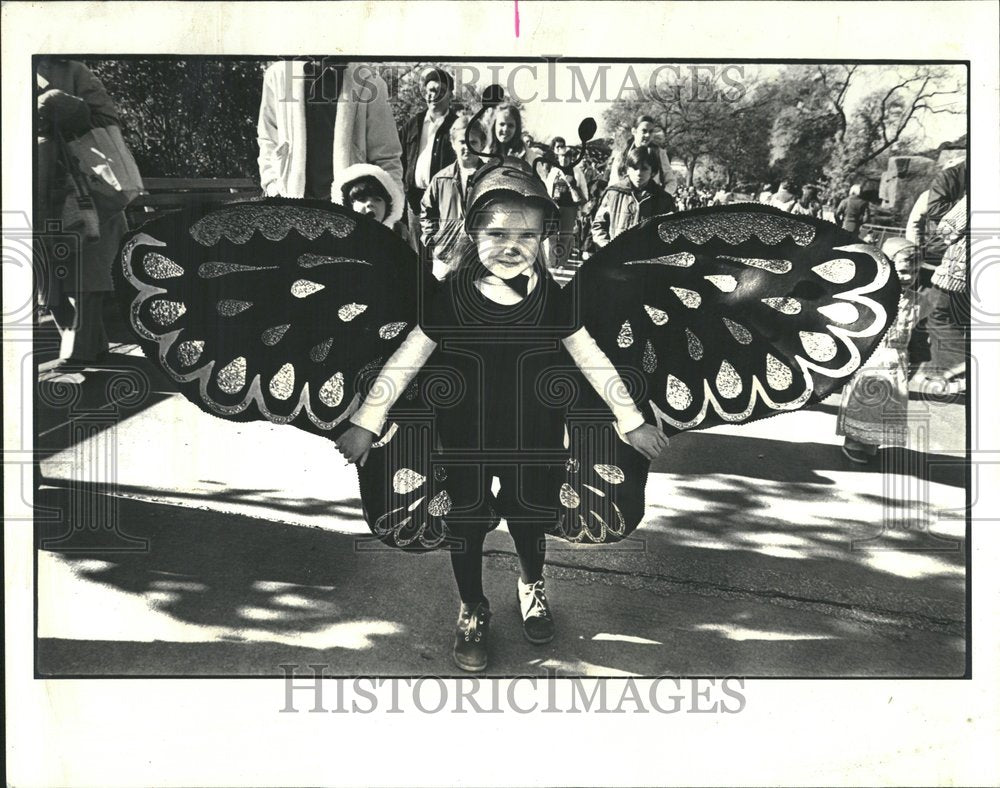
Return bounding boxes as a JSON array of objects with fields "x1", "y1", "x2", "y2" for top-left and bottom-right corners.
[
  {"x1": 336, "y1": 155, "x2": 667, "y2": 670},
  {"x1": 113, "y1": 118, "x2": 900, "y2": 673}
]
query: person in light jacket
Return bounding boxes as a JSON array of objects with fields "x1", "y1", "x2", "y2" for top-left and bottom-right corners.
[
  {"x1": 420, "y1": 116, "x2": 485, "y2": 279},
  {"x1": 257, "y1": 60, "x2": 403, "y2": 201}
]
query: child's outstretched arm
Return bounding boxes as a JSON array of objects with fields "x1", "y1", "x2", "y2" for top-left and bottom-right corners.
[
  {"x1": 563, "y1": 327, "x2": 670, "y2": 461},
  {"x1": 335, "y1": 326, "x2": 437, "y2": 466}
]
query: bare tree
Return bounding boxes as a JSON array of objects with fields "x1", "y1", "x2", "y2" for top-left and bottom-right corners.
[
  {"x1": 772, "y1": 64, "x2": 965, "y2": 195},
  {"x1": 603, "y1": 68, "x2": 776, "y2": 188}
]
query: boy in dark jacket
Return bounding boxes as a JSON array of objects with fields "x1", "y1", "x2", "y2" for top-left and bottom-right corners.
[{"x1": 591, "y1": 146, "x2": 676, "y2": 247}]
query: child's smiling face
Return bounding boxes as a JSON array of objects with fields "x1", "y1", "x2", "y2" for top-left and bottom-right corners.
[
  {"x1": 633, "y1": 119, "x2": 655, "y2": 146},
  {"x1": 471, "y1": 200, "x2": 545, "y2": 278},
  {"x1": 494, "y1": 110, "x2": 517, "y2": 143}
]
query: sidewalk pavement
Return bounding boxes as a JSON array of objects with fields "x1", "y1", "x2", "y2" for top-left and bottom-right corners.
[{"x1": 34, "y1": 344, "x2": 967, "y2": 678}]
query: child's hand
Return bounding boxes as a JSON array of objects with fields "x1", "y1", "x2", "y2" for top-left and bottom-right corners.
[
  {"x1": 625, "y1": 423, "x2": 670, "y2": 461},
  {"x1": 335, "y1": 425, "x2": 376, "y2": 467}
]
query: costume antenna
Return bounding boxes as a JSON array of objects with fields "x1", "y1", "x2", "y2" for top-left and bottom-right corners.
[{"x1": 466, "y1": 84, "x2": 506, "y2": 166}]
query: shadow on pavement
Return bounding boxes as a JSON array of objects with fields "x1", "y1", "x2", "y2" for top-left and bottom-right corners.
[
  {"x1": 655, "y1": 431, "x2": 967, "y2": 488},
  {"x1": 35, "y1": 482, "x2": 966, "y2": 678}
]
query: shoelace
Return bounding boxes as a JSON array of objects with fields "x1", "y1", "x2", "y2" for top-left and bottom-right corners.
[
  {"x1": 459, "y1": 607, "x2": 487, "y2": 642},
  {"x1": 521, "y1": 582, "x2": 549, "y2": 619}
]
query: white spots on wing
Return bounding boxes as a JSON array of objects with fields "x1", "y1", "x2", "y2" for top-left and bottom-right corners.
[
  {"x1": 261, "y1": 324, "x2": 290, "y2": 346},
  {"x1": 644, "y1": 305, "x2": 669, "y2": 325},
  {"x1": 318, "y1": 371, "x2": 344, "y2": 407},
  {"x1": 761, "y1": 296, "x2": 801, "y2": 315},
  {"x1": 198, "y1": 262, "x2": 273, "y2": 278},
  {"x1": 812, "y1": 258, "x2": 856, "y2": 284},
  {"x1": 720, "y1": 255, "x2": 793, "y2": 274},
  {"x1": 800, "y1": 331, "x2": 838, "y2": 362},
  {"x1": 704, "y1": 274, "x2": 738, "y2": 293},
  {"x1": 338, "y1": 303, "x2": 368, "y2": 321},
  {"x1": 722, "y1": 317, "x2": 752, "y2": 344},
  {"x1": 427, "y1": 490, "x2": 453, "y2": 517},
  {"x1": 642, "y1": 339, "x2": 657, "y2": 373},
  {"x1": 149, "y1": 300, "x2": 186, "y2": 326},
  {"x1": 217, "y1": 299, "x2": 253, "y2": 317},
  {"x1": 685, "y1": 329, "x2": 703, "y2": 360},
  {"x1": 670, "y1": 286, "x2": 702, "y2": 309},
  {"x1": 142, "y1": 252, "x2": 184, "y2": 279},
  {"x1": 617, "y1": 320, "x2": 634, "y2": 348},
  {"x1": 560, "y1": 484, "x2": 581, "y2": 508},
  {"x1": 378, "y1": 322, "x2": 407, "y2": 339},
  {"x1": 298, "y1": 253, "x2": 370, "y2": 268},
  {"x1": 176, "y1": 340, "x2": 204, "y2": 367},
  {"x1": 310, "y1": 338, "x2": 333, "y2": 363},
  {"x1": 818, "y1": 302, "x2": 860, "y2": 324},
  {"x1": 624, "y1": 252, "x2": 695, "y2": 267},
  {"x1": 393, "y1": 468, "x2": 426, "y2": 495},
  {"x1": 666, "y1": 375, "x2": 693, "y2": 410},
  {"x1": 715, "y1": 360, "x2": 743, "y2": 398},
  {"x1": 291, "y1": 279, "x2": 325, "y2": 298},
  {"x1": 766, "y1": 354, "x2": 793, "y2": 391},
  {"x1": 216, "y1": 356, "x2": 246, "y2": 394},
  {"x1": 594, "y1": 464, "x2": 625, "y2": 484},
  {"x1": 268, "y1": 363, "x2": 295, "y2": 400}
]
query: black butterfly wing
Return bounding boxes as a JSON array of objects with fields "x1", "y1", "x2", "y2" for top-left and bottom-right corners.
[
  {"x1": 573, "y1": 204, "x2": 900, "y2": 435},
  {"x1": 113, "y1": 198, "x2": 429, "y2": 441}
]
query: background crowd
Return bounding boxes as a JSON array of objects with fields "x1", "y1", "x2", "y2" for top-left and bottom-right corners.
[{"x1": 36, "y1": 58, "x2": 969, "y2": 418}]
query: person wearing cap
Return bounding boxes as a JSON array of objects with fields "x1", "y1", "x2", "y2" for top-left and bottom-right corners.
[
  {"x1": 399, "y1": 67, "x2": 459, "y2": 256},
  {"x1": 836, "y1": 236, "x2": 920, "y2": 463},
  {"x1": 336, "y1": 154, "x2": 668, "y2": 672},
  {"x1": 257, "y1": 60, "x2": 403, "y2": 201}
]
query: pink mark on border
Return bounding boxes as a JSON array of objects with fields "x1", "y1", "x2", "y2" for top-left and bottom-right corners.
[{"x1": 514, "y1": 0, "x2": 520, "y2": 37}]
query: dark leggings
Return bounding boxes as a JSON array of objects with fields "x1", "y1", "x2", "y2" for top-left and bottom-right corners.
[{"x1": 450, "y1": 522, "x2": 546, "y2": 604}]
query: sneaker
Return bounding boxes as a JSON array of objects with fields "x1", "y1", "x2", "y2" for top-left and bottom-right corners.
[
  {"x1": 453, "y1": 601, "x2": 490, "y2": 672},
  {"x1": 517, "y1": 578, "x2": 554, "y2": 644}
]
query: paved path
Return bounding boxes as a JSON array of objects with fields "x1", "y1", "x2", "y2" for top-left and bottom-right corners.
[{"x1": 34, "y1": 339, "x2": 967, "y2": 677}]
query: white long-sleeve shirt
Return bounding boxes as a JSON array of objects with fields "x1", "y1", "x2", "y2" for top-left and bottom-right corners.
[{"x1": 350, "y1": 272, "x2": 645, "y2": 441}]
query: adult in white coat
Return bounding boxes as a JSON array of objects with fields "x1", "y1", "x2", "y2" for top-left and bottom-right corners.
[{"x1": 257, "y1": 60, "x2": 403, "y2": 200}]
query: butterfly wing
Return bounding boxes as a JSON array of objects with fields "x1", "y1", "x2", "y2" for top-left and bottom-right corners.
[
  {"x1": 113, "y1": 198, "x2": 429, "y2": 441},
  {"x1": 573, "y1": 203, "x2": 901, "y2": 435}
]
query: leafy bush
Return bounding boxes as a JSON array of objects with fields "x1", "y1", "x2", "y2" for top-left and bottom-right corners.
[{"x1": 83, "y1": 58, "x2": 268, "y2": 179}]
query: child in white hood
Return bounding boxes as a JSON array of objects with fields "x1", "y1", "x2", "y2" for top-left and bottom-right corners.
[{"x1": 331, "y1": 163, "x2": 406, "y2": 229}]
